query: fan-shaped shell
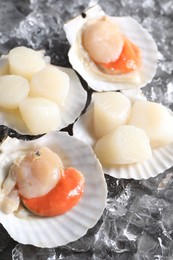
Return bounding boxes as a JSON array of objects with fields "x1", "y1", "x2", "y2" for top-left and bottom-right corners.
[
  {"x1": 73, "y1": 94, "x2": 173, "y2": 180},
  {"x1": 0, "y1": 61, "x2": 87, "y2": 135},
  {"x1": 0, "y1": 132, "x2": 107, "y2": 247},
  {"x1": 64, "y1": 4, "x2": 158, "y2": 91}
]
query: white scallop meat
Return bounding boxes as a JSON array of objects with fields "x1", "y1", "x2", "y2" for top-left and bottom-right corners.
[
  {"x1": 0, "y1": 62, "x2": 87, "y2": 135},
  {"x1": 73, "y1": 93, "x2": 173, "y2": 180}
]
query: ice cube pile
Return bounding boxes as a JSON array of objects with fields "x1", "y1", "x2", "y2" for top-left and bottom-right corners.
[{"x1": 0, "y1": 0, "x2": 173, "y2": 259}]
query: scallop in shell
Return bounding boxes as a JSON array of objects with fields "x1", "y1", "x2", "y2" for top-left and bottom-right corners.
[
  {"x1": 0, "y1": 131, "x2": 107, "y2": 247},
  {"x1": 73, "y1": 92, "x2": 173, "y2": 180},
  {"x1": 64, "y1": 4, "x2": 158, "y2": 91},
  {"x1": 0, "y1": 48, "x2": 87, "y2": 135}
]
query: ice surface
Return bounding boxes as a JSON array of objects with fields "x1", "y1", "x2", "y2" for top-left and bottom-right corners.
[
  {"x1": 12, "y1": 244, "x2": 56, "y2": 260},
  {"x1": 0, "y1": 0, "x2": 172, "y2": 259}
]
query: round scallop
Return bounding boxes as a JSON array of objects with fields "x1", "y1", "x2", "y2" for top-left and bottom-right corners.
[
  {"x1": 19, "y1": 97, "x2": 61, "y2": 135},
  {"x1": 94, "y1": 125, "x2": 152, "y2": 165},
  {"x1": 64, "y1": 4, "x2": 158, "y2": 91},
  {"x1": 0, "y1": 132, "x2": 107, "y2": 247},
  {"x1": 30, "y1": 65, "x2": 70, "y2": 106},
  {"x1": 94, "y1": 92, "x2": 131, "y2": 138},
  {"x1": 0, "y1": 66, "x2": 87, "y2": 135},
  {"x1": 0, "y1": 75, "x2": 29, "y2": 109},
  {"x1": 73, "y1": 93, "x2": 173, "y2": 180},
  {"x1": 13, "y1": 146, "x2": 63, "y2": 198},
  {"x1": 8, "y1": 46, "x2": 46, "y2": 80},
  {"x1": 128, "y1": 100, "x2": 173, "y2": 148},
  {"x1": 82, "y1": 18, "x2": 124, "y2": 64}
]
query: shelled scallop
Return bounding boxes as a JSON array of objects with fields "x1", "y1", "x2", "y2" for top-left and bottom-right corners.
[
  {"x1": 0, "y1": 131, "x2": 107, "y2": 247},
  {"x1": 64, "y1": 4, "x2": 158, "y2": 91},
  {"x1": 73, "y1": 92, "x2": 173, "y2": 179},
  {"x1": 0, "y1": 46, "x2": 87, "y2": 135}
]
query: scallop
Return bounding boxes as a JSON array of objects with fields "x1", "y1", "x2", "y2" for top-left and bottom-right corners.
[
  {"x1": 0, "y1": 48, "x2": 87, "y2": 135},
  {"x1": 128, "y1": 100, "x2": 173, "y2": 148},
  {"x1": 0, "y1": 131, "x2": 107, "y2": 247},
  {"x1": 64, "y1": 4, "x2": 158, "y2": 91},
  {"x1": 19, "y1": 97, "x2": 61, "y2": 135},
  {"x1": 10, "y1": 146, "x2": 63, "y2": 199},
  {"x1": 73, "y1": 92, "x2": 173, "y2": 180},
  {"x1": 8, "y1": 46, "x2": 46, "y2": 80},
  {"x1": 30, "y1": 65, "x2": 70, "y2": 106},
  {"x1": 0, "y1": 75, "x2": 29, "y2": 109},
  {"x1": 94, "y1": 125, "x2": 152, "y2": 165},
  {"x1": 94, "y1": 92, "x2": 131, "y2": 138}
]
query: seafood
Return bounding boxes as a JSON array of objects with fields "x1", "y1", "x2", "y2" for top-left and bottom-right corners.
[
  {"x1": 0, "y1": 132, "x2": 107, "y2": 247},
  {"x1": 73, "y1": 92, "x2": 173, "y2": 179},
  {"x1": 64, "y1": 4, "x2": 158, "y2": 91},
  {"x1": 0, "y1": 47, "x2": 87, "y2": 135}
]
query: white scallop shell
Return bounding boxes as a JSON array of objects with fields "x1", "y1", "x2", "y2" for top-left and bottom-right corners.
[
  {"x1": 0, "y1": 64, "x2": 87, "y2": 135},
  {"x1": 0, "y1": 132, "x2": 107, "y2": 247},
  {"x1": 73, "y1": 93, "x2": 173, "y2": 180},
  {"x1": 64, "y1": 4, "x2": 158, "y2": 91}
]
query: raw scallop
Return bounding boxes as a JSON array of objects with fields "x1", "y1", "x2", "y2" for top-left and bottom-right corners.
[
  {"x1": 30, "y1": 65, "x2": 70, "y2": 106},
  {"x1": 73, "y1": 92, "x2": 173, "y2": 179},
  {"x1": 64, "y1": 4, "x2": 158, "y2": 91},
  {"x1": 94, "y1": 92, "x2": 131, "y2": 138},
  {"x1": 19, "y1": 97, "x2": 61, "y2": 135},
  {"x1": 94, "y1": 125, "x2": 152, "y2": 165},
  {"x1": 0, "y1": 57, "x2": 87, "y2": 134},
  {"x1": 128, "y1": 100, "x2": 173, "y2": 148},
  {"x1": 8, "y1": 46, "x2": 46, "y2": 80},
  {"x1": 0, "y1": 75, "x2": 29, "y2": 109},
  {"x1": 0, "y1": 132, "x2": 107, "y2": 247}
]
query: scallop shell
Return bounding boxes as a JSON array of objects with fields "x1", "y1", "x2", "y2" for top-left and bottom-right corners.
[
  {"x1": 73, "y1": 93, "x2": 173, "y2": 180},
  {"x1": 0, "y1": 63, "x2": 87, "y2": 135},
  {"x1": 64, "y1": 4, "x2": 158, "y2": 91},
  {"x1": 0, "y1": 132, "x2": 107, "y2": 247}
]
